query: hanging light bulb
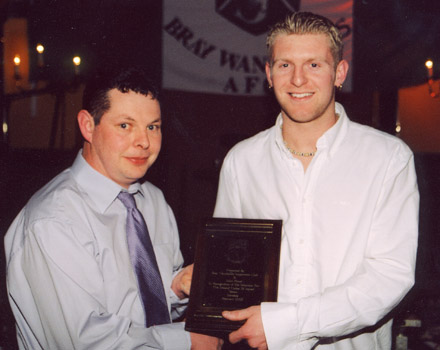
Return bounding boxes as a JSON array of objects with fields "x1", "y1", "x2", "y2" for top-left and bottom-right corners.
[
  {"x1": 73, "y1": 56, "x2": 81, "y2": 75},
  {"x1": 36, "y1": 44, "x2": 45, "y2": 67}
]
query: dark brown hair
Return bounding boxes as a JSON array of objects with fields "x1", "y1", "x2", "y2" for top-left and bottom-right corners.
[{"x1": 82, "y1": 66, "x2": 160, "y2": 125}]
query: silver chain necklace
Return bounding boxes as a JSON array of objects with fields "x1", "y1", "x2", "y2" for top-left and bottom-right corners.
[{"x1": 283, "y1": 140, "x2": 316, "y2": 157}]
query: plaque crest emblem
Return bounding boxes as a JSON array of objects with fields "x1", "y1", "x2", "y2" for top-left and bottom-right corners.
[{"x1": 225, "y1": 239, "x2": 250, "y2": 264}]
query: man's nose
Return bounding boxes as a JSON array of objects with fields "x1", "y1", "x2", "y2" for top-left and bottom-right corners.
[
  {"x1": 291, "y1": 66, "x2": 307, "y2": 87},
  {"x1": 135, "y1": 130, "x2": 150, "y2": 149}
]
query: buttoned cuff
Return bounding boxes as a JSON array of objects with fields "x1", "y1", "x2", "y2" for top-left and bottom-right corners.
[{"x1": 261, "y1": 302, "x2": 318, "y2": 350}]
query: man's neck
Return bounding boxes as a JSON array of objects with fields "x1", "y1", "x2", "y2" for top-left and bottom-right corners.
[{"x1": 281, "y1": 111, "x2": 338, "y2": 151}]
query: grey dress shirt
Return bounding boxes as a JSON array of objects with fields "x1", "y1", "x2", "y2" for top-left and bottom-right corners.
[{"x1": 5, "y1": 151, "x2": 191, "y2": 349}]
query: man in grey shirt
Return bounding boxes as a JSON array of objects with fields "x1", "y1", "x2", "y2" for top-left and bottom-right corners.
[{"x1": 4, "y1": 67, "x2": 222, "y2": 350}]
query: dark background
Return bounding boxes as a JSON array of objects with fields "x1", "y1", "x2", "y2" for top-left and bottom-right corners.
[{"x1": 1, "y1": 0, "x2": 440, "y2": 348}]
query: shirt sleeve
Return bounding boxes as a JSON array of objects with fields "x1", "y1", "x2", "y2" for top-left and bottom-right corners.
[
  {"x1": 169, "y1": 272, "x2": 189, "y2": 320},
  {"x1": 10, "y1": 218, "x2": 192, "y2": 350},
  {"x1": 213, "y1": 153, "x2": 242, "y2": 218},
  {"x1": 262, "y1": 150, "x2": 419, "y2": 349}
]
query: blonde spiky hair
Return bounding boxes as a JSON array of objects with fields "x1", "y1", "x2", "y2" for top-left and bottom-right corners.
[{"x1": 266, "y1": 12, "x2": 343, "y2": 67}]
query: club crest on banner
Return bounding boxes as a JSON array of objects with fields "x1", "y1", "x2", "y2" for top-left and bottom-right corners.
[{"x1": 215, "y1": 0, "x2": 300, "y2": 35}]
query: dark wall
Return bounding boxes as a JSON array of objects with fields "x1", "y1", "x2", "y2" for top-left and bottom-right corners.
[{"x1": 354, "y1": 0, "x2": 440, "y2": 90}]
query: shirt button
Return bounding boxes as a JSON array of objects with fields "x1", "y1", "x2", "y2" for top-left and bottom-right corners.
[
  {"x1": 296, "y1": 280, "x2": 302, "y2": 285},
  {"x1": 299, "y1": 239, "x2": 304, "y2": 244}
]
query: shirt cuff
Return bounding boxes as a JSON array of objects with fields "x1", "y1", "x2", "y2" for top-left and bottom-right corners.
[
  {"x1": 261, "y1": 302, "x2": 318, "y2": 350},
  {"x1": 262, "y1": 302, "x2": 299, "y2": 348},
  {"x1": 169, "y1": 287, "x2": 188, "y2": 305},
  {"x1": 153, "y1": 322, "x2": 192, "y2": 349},
  {"x1": 169, "y1": 288, "x2": 188, "y2": 320}
]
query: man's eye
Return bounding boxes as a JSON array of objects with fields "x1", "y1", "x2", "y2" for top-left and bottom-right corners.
[
  {"x1": 311, "y1": 63, "x2": 318, "y2": 68},
  {"x1": 120, "y1": 123, "x2": 128, "y2": 129},
  {"x1": 281, "y1": 63, "x2": 289, "y2": 68},
  {"x1": 148, "y1": 125, "x2": 161, "y2": 131}
]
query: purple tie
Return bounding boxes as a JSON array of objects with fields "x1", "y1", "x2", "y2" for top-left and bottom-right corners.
[{"x1": 118, "y1": 191, "x2": 171, "y2": 327}]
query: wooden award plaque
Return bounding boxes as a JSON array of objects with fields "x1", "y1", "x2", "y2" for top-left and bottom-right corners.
[{"x1": 185, "y1": 217, "x2": 282, "y2": 337}]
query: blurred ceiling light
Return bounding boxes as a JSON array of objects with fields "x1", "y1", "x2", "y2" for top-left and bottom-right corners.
[
  {"x1": 13, "y1": 55, "x2": 21, "y2": 66},
  {"x1": 73, "y1": 56, "x2": 81, "y2": 66},
  {"x1": 425, "y1": 59, "x2": 439, "y2": 98},
  {"x1": 36, "y1": 44, "x2": 44, "y2": 54},
  {"x1": 425, "y1": 60, "x2": 433, "y2": 69}
]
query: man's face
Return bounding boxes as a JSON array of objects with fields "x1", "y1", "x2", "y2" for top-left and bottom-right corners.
[
  {"x1": 266, "y1": 33, "x2": 347, "y2": 124},
  {"x1": 84, "y1": 89, "x2": 162, "y2": 188}
]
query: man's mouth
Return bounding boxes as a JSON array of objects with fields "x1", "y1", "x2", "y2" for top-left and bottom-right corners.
[
  {"x1": 126, "y1": 157, "x2": 149, "y2": 165},
  {"x1": 289, "y1": 92, "x2": 313, "y2": 98}
]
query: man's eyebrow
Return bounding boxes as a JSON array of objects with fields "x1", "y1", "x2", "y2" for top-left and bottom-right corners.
[
  {"x1": 117, "y1": 115, "x2": 136, "y2": 121},
  {"x1": 272, "y1": 58, "x2": 290, "y2": 63},
  {"x1": 116, "y1": 115, "x2": 162, "y2": 124},
  {"x1": 305, "y1": 56, "x2": 331, "y2": 63}
]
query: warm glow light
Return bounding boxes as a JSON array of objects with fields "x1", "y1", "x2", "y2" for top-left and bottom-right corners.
[
  {"x1": 13, "y1": 55, "x2": 21, "y2": 66},
  {"x1": 395, "y1": 124, "x2": 401, "y2": 133},
  {"x1": 3, "y1": 122, "x2": 8, "y2": 134},
  {"x1": 36, "y1": 44, "x2": 44, "y2": 54},
  {"x1": 425, "y1": 60, "x2": 434, "y2": 80},
  {"x1": 73, "y1": 56, "x2": 81, "y2": 66}
]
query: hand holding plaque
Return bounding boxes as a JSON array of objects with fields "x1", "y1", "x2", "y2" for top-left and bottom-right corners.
[
  {"x1": 172, "y1": 264, "x2": 194, "y2": 299},
  {"x1": 185, "y1": 218, "x2": 282, "y2": 338}
]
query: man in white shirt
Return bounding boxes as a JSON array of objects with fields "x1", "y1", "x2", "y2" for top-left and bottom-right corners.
[
  {"x1": 5, "y1": 67, "x2": 222, "y2": 350},
  {"x1": 215, "y1": 12, "x2": 419, "y2": 350}
]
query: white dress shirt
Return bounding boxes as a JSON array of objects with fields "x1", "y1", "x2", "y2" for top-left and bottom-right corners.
[
  {"x1": 5, "y1": 151, "x2": 191, "y2": 350},
  {"x1": 214, "y1": 103, "x2": 419, "y2": 349}
]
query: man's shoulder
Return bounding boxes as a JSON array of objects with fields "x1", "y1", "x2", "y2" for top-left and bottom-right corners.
[
  {"x1": 5, "y1": 167, "x2": 81, "y2": 258},
  {"x1": 25, "y1": 167, "x2": 80, "y2": 221},
  {"x1": 348, "y1": 120, "x2": 413, "y2": 157}
]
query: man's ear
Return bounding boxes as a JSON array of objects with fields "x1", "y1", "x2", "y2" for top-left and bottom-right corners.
[
  {"x1": 265, "y1": 62, "x2": 273, "y2": 88},
  {"x1": 335, "y1": 59, "x2": 349, "y2": 87},
  {"x1": 77, "y1": 110, "x2": 95, "y2": 143}
]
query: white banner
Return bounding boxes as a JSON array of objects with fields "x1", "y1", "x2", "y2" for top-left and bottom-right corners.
[{"x1": 163, "y1": 0, "x2": 353, "y2": 96}]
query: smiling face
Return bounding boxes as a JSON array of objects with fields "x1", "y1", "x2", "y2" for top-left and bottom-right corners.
[
  {"x1": 266, "y1": 33, "x2": 348, "y2": 126},
  {"x1": 79, "y1": 89, "x2": 162, "y2": 188}
]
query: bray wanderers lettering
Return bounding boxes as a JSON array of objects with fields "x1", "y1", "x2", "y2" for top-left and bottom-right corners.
[{"x1": 163, "y1": 17, "x2": 217, "y2": 59}]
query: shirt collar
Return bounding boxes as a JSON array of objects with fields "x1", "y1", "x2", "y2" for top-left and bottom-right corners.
[
  {"x1": 317, "y1": 102, "x2": 349, "y2": 158},
  {"x1": 71, "y1": 150, "x2": 144, "y2": 213},
  {"x1": 274, "y1": 115, "x2": 289, "y2": 158},
  {"x1": 273, "y1": 102, "x2": 349, "y2": 159}
]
